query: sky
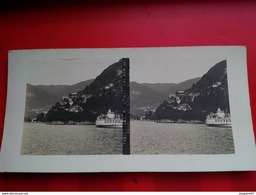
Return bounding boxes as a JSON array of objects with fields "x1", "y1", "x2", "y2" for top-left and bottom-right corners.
[{"x1": 15, "y1": 47, "x2": 228, "y2": 85}]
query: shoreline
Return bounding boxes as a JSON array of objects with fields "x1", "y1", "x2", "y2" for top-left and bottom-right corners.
[{"x1": 132, "y1": 119, "x2": 205, "y2": 124}]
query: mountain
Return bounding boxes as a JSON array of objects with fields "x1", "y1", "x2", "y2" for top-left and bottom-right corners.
[
  {"x1": 142, "y1": 83, "x2": 176, "y2": 94},
  {"x1": 130, "y1": 77, "x2": 201, "y2": 118},
  {"x1": 163, "y1": 77, "x2": 201, "y2": 96},
  {"x1": 36, "y1": 79, "x2": 94, "y2": 99},
  {"x1": 143, "y1": 77, "x2": 201, "y2": 97},
  {"x1": 25, "y1": 84, "x2": 60, "y2": 119},
  {"x1": 45, "y1": 60, "x2": 124, "y2": 123},
  {"x1": 153, "y1": 60, "x2": 230, "y2": 122},
  {"x1": 24, "y1": 79, "x2": 94, "y2": 119},
  {"x1": 130, "y1": 82, "x2": 166, "y2": 117}
]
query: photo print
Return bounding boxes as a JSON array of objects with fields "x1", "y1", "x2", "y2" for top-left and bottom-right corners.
[
  {"x1": 19, "y1": 52, "x2": 129, "y2": 155},
  {"x1": 1, "y1": 47, "x2": 256, "y2": 172},
  {"x1": 130, "y1": 55, "x2": 234, "y2": 155}
]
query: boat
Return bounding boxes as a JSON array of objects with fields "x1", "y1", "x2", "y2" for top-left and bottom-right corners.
[
  {"x1": 206, "y1": 108, "x2": 231, "y2": 127},
  {"x1": 95, "y1": 109, "x2": 122, "y2": 128}
]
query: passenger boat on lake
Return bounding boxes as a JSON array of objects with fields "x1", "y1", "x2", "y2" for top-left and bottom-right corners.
[
  {"x1": 96, "y1": 109, "x2": 122, "y2": 128},
  {"x1": 206, "y1": 108, "x2": 231, "y2": 127}
]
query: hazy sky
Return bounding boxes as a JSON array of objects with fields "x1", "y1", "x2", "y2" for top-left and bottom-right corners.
[{"x1": 15, "y1": 47, "x2": 228, "y2": 85}]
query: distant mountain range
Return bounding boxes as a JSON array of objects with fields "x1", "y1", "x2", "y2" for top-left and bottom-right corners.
[
  {"x1": 130, "y1": 77, "x2": 200, "y2": 117},
  {"x1": 142, "y1": 77, "x2": 201, "y2": 97},
  {"x1": 36, "y1": 79, "x2": 94, "y2": 99},
  {"x1": 25, "y1": 80, "x2": 93, "y2": 118}
]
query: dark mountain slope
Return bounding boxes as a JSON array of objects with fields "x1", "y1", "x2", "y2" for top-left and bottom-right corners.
[
  {"x1": 154, "y1": 60, "x2": 230, "y2": 121},
  {"x1": 46, "y1": 60, "x2": 124, "y2": 123}
]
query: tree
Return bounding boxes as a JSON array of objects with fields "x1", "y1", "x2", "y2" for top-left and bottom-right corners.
[
  {"x1": 24, "y1": 116, "x2": 32, "y2": 122},
  {"x1": 36, "y1": 113, "x2": 47, "y2": 122}
]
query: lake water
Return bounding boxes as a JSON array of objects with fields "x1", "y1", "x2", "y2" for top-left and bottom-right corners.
[
  {"x1": 21, "y1": 123, "x2": 122, "y2": 155},
  {"x1": 131, "y1": 121, "x2": 235, "y2": 154},
  {"x1": 21, "y1": 121, "x2": 235, "y2": 155}
]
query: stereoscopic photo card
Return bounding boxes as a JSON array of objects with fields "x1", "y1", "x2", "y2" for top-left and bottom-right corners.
[{"x1": 0, "y1": 46, "x2": 255, "y2": 172}]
